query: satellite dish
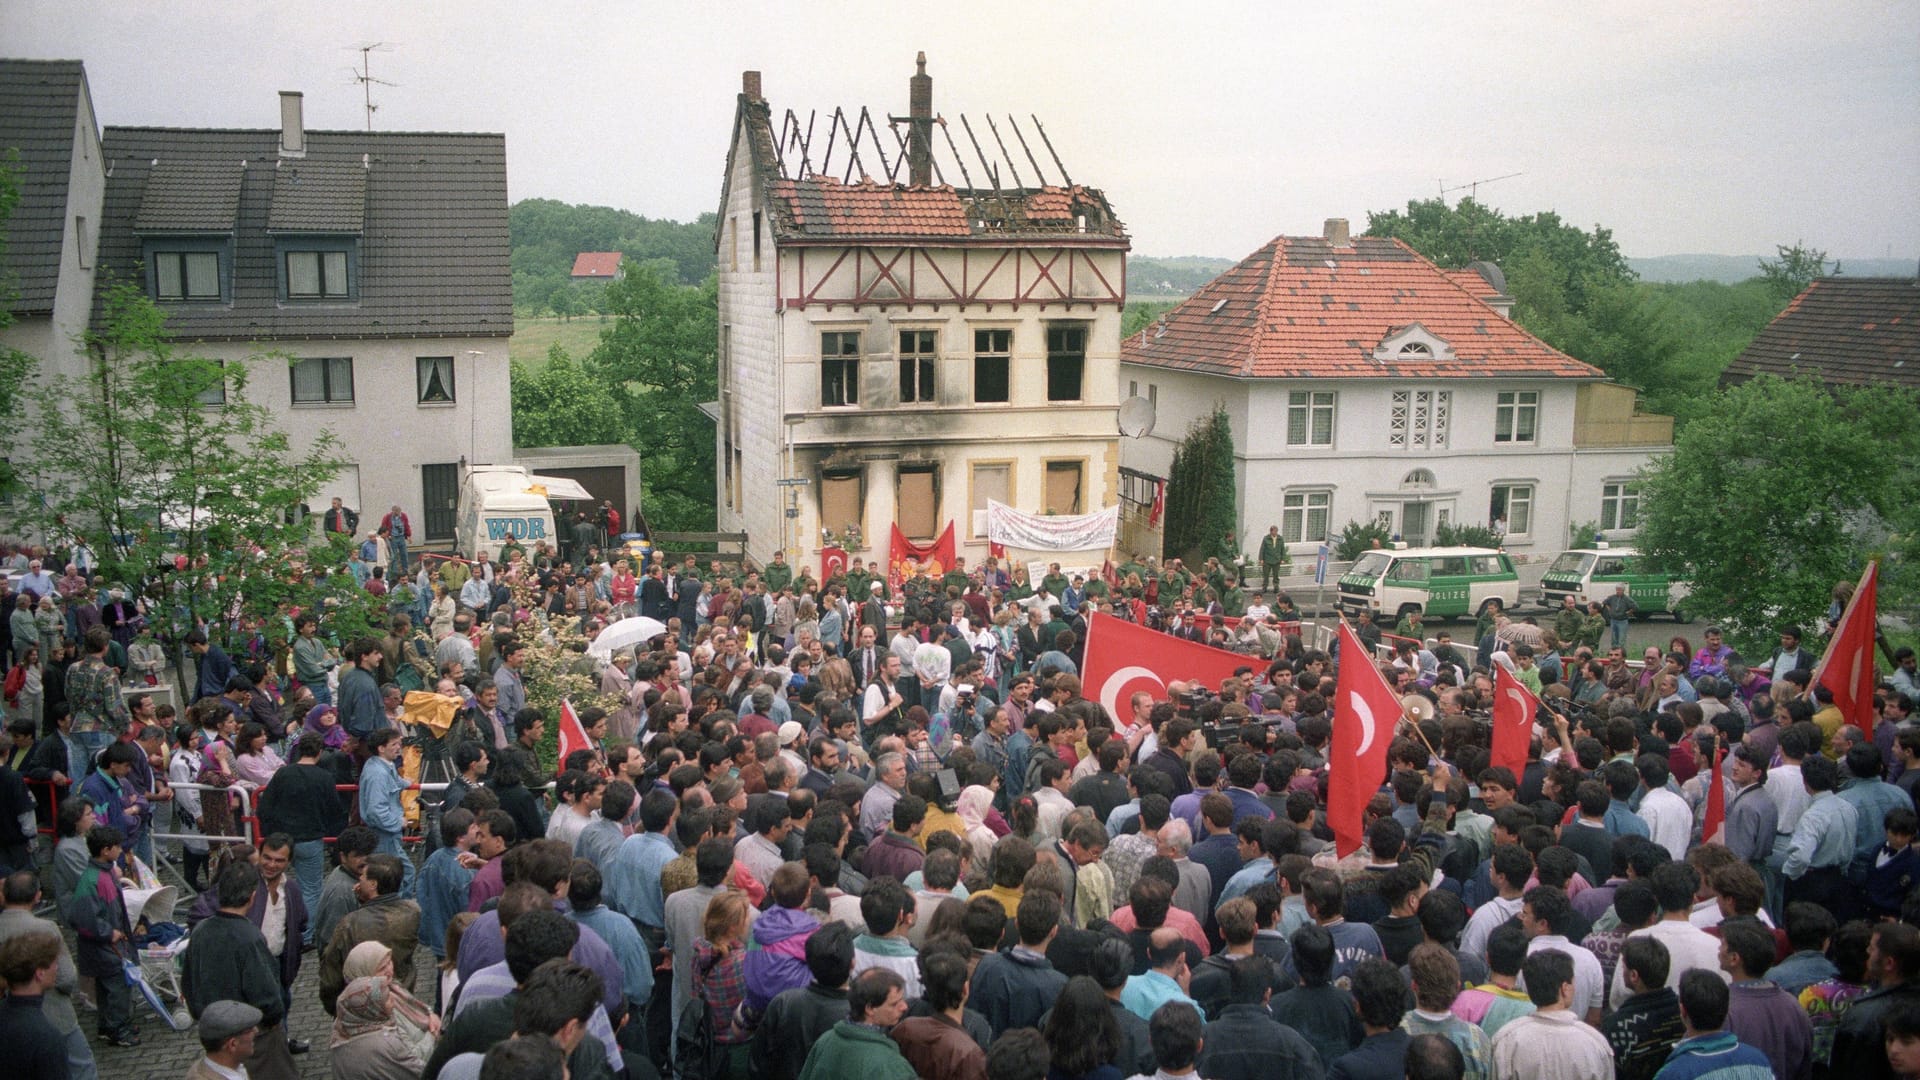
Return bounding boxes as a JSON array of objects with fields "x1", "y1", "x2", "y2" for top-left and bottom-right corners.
[{"x1": 1118, "y1": 396, "x2": 1156, "y2": 438}]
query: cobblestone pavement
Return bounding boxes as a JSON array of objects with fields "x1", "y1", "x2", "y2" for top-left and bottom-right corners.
[{"x1": 84, "y1": 933, "x2": 437, "y2": 1080}]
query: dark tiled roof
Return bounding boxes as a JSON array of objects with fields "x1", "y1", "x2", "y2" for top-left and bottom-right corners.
[
  {"x1": 1722, "y1": 277, "x2": 1920, "y2": 390},
  {"x1": 0, "y1": 59, "x2": 87, "y2": 315},
  {"x1": 134, "y1": 159, "x2": 243, "y2": 232},
  {"x1": 266, "y1": 159, "x2": 365, "y2": 233},
  {"x1": 95, "y1": 127, "x2": 510, "y2": 340},
  {"x1": 1121, "y1": 234, "x2": 1599, "y2": 380},
  {"x1": 570, "y1": 251, "x2": 622, "y2": 278}
]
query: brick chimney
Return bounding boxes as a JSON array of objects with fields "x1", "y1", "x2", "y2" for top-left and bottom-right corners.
[
  {"x1": 908, "y1": 52, "x2": 932, "y2": 187},
  {"x1": 1324, "y1": 217, "x2": 1350, "y2": 247},
  {"x1": 278, "y1": 91, "x2": 305, "y2": 157},
  {"x1": 741, "y1": 70, "x2": 762, "y2": 102}
]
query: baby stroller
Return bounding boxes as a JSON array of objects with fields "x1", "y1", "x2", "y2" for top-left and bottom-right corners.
[{"x1": 121, "y1": 856, "x2": 194, "y2": 1031}]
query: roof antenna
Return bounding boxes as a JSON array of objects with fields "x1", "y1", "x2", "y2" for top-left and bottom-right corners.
[{"x1": 351, "y1": 42, "x2": 399, "y2": 131}]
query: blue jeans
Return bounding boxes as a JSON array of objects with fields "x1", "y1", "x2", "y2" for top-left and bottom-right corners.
[
  {"x1": 388, "y1": 539, "x2": 410, "y2": 577},
  {"x1": 1609, "y1": 619, "x2": 1630, "y2": 649},
  {"x1": 71, "y1": 729, "x2": 114, "y2": 775},
  {"x1": 375, "y1": 830, "x2": 416, "y2": 900},
  {"x1": 293, "y1": 839, "x2": 326, "y2": 944},
  {"x1": 307, "y1": 680, "x2": 333, "y2": 706}
]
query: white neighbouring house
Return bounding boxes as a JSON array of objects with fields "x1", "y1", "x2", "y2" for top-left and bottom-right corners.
[
  {"x1": 712, "y1": 59, "x2": 1129, "y2": 570},
  {"x1": 1120, "y1": 219, "x2": 1673, "y2": 561}
]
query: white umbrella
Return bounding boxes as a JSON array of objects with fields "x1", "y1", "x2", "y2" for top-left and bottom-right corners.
[{"x1": 588, "y1": 616, "x2": 669, "y2": 657}]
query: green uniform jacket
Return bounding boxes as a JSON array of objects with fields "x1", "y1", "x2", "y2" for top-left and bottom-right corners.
[
  {"x1": 1259, "y1": 534, "x2": 1288, "y2": 566},
  {"x1": 763, "y1": 562, "x2": 793, "y2": 592},
  {"x1": 797, "y1": 1021, "x2": 919, "y2": 1080}
]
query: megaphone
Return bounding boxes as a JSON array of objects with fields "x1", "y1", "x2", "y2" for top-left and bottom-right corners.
[{"x1": 1402, "y1": 694, "x2": 1434, "y2": 724}]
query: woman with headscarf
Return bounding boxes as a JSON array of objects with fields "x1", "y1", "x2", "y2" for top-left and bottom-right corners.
[
  {"x1": 327, "y1": 940, "x2": 439, "y2": 1080},
  {"x1": 304, "y1": 703, "x2": 349, "y2": 753},
  {"x1": 955, "y1": 784, "x2": 998, "y2": 868}
]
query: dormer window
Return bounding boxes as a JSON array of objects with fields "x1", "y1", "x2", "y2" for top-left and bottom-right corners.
[
  {"x1": 287, "y1": 250, "x2": 349, "y2": 298},
  {"x1": 1373, "y1": 323, "x2": 1455, "y2": 362},
  {"x1": 154, "y1": 251, "x2": 221, "y2": 301},
  {"x1": 274, "y1": 236, "x2": 359, "y2": 302}
]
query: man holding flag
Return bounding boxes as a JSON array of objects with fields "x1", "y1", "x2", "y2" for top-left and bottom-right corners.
[{"x1": 1718, "y1": 745, "x2": 1777, "y2": 868}]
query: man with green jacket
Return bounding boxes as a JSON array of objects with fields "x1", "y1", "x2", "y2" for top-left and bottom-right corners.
[
  {"x1": 1258, "y1": 526, "x2": 1288, "y2": 591},
  {"x1": 796, "y1": 968, "x2": 917, "y2": 1080}
]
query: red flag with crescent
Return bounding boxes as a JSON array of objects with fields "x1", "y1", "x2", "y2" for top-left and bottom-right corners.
[
  {"x1": 1330, "y1": 621, "x2": 1401, "y2": 857},
  {"x1": 1815, "y1": 560, "x2": 1879, "y2": 738},
  {"x1": 1079, "y1": 612, "x2": 1246, "y2": 723},
  {"x1": 1490, "y1": 664, "x2": 1540, "y2": 780},
  {"x1": 556, "y1": 698, "x2": 592, "y2": 775},
  {"x1": 1701, "y1": 743, "x2": 1728, "y2": 844},
  {"x1": 821, "y1": 547, "x2": 849, "y2": 583}
]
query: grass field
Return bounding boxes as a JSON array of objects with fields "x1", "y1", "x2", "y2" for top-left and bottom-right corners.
[{"x1": 511, "y1": 315, "x2": 607, "y2": 368}]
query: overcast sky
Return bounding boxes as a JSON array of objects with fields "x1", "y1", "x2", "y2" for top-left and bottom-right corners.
[{"x1": 6, "y1": 1, "x2": 1915, "y2": 260}]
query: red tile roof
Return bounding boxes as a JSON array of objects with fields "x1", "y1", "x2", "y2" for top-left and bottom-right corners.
[
  {"x1": 571, "y1": 251, "x2": 623, "y2": 278},
  {"x1": 1722, "y1": 277, "x2": 1920, "y2": 390},
  {"x1": 1123, "y1": 235, "x2": 1601, "y2": 380},
  {"x1": 763, "y1": 177, "x2": 1122, "y2": 241}
]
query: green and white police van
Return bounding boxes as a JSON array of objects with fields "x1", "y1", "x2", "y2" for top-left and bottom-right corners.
[
  {"x1": 1540, "y1": 546, "x2": 1691, "y2": 621},
  {"x1": 1337, "y1": 547, "x2": 1520, "y2": 621}
]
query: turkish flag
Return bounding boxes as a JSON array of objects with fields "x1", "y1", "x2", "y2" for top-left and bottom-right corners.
[
  {"x1": 1816, "y1": 560, "x2": 1880, "y2": 737},
  {"x1": 1490, "y1": 664, "x2": 1540, "y2": 780},
  {"x1": 1330, "y1": 621, "x2": 1401, "y2": 857},
  {"x1": 1080, "y1": 612, "x2": 1247, "y2": 721},
  {"x1": 1701, "y1": 744, "x2": 1728, "y2": 844},
  {"x1": 821, "y1": 547, "x2": 850, "y2": 582},
  {"x1": 556, "y1": 698, "x2": 593, "y2": 775}
]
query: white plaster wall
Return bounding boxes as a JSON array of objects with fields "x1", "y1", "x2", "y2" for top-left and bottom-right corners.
[
  {"x1": 191, "y1": 336, "x2": 512, "y2": 530},
  {"x1": 1121, "y1": 363, "x2": 1670, "y2": 560},
  {"x1": 714, "y1": 123, "x2": 782, "y2": 564}
]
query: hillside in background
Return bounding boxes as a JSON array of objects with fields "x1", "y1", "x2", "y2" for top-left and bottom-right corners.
[
  {"x1": 511, "y1": 198, "x2": 715, "y2": 313},
  {"x1": 1127, "y1": 255, "x2": 1238, "y2": 297},
  {"x1": 1629, "y1": 253, "x2": 1919, "y2": 284}
]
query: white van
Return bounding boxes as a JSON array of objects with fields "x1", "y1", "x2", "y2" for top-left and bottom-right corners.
[
  {"x1": 455, "y1": 465, "x2": 568, "y2": 559},
  {"x1": 1337, "y1": 546, "x2": 1520, "y2": 622}
]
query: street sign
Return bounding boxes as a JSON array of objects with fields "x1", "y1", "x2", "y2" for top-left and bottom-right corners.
[{"x1": 1314, "y1": 543, "x2": 1331, "y2": 585}]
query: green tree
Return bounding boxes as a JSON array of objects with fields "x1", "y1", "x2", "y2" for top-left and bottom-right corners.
[
  {"x1": 590, "y1": 266, "x2": 719, "y2": 533},
  {"x1": 511, "y1": 346, "x2": 629, "y2": 448},
  {"x1": 1161, "y1": 406, "x2": 1237, "y2": 563},
  {"x1": 1635, "y1": 374, "x2": 1920, "y2": 651},
  {"x1": 1366, "y1": 198, "x2": 1748, "y2": 422},
  {"x1": 1758, "y1": 242, "x2": 1839, "y2": 303},
  {"x1": 17, "y1": 283, "x2": 383, "y2": 654},
  {"x1": 1334, "y1": 519, "x2": 1393, "y2": 561}
]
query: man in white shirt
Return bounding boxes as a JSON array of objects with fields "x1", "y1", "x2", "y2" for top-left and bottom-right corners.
[
  {"x1": 1462, "y1": 844, "x2": 1531, "y2": 962},
  {"x1": 1489, "y1": 949, "x2": 1615, "y2": 1080},
  {"x1": 1635, "y1": 754, "x2": 1693, "y2": 860},
  {"x1": 1519, "y1": 885, "x2": 1604, "y2": 1025},
  {"x1": 1610, "y1": 861, "x2": 1731, "y2": 1007},
  {"x1": 1032, "y1": 757, "x2": 1076, "y2": 844}
]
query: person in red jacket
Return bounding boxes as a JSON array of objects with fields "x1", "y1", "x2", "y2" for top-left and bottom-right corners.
[{"x1": 376, "y1": 506, "x2": 412, "y2": 576}]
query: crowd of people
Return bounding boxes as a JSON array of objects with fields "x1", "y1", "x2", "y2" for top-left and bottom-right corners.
[{"x1": 0, "y1": 526, "x2": 1918, "y2": 1080}]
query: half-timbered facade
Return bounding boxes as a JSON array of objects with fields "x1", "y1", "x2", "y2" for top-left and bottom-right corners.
[{"x1": 714, "y1": 59, "x2": 1128, "y2": 569}]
